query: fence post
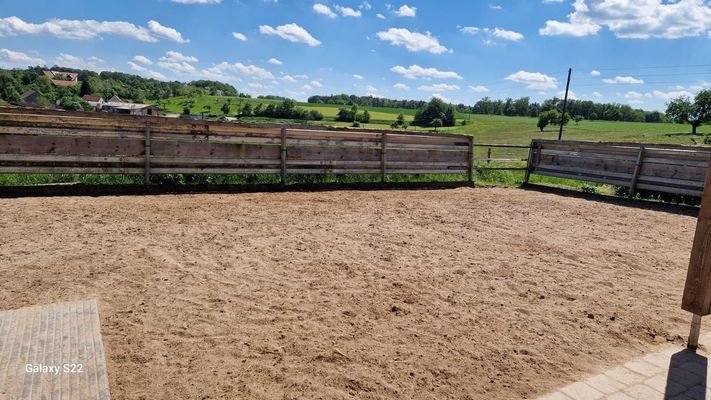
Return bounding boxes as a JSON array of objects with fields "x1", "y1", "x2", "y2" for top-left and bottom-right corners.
[
  {"x1": 486, "y1": 148, "x2": 491, "y2": 164},
  {"x1": 523, "y1": 140, "x2": 535, "y2": 184},
  {"x1": 280, "y1": 128, "x2": 287, "y2": 188},
  {"x1": 144, "y1": 121, "x2": 151, "y2": 185},
  {"x1": 467, "y1": 136, "x2": 474, "y2": 186},
  {"x1": 380, "y1": 132, "x2": 387, "y2": 183},
  {"x1": 628, "y1": 145, "x2": 645, "y2": 199}
]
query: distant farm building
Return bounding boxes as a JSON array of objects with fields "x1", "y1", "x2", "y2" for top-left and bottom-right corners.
[
  {"x1": 43, "y1": 70, "x2": 80, "y2": 87},
  {"x1": 82, "y1": 94, "x2": 104, "y2": 110},
  {"x1": 100, "y1": 97, "x2": 161, "y2": 116},
  {"x1": 18, "y1": 90, "x2": 41, "y2": 107}
]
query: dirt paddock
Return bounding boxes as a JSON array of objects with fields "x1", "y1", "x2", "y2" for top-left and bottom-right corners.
[{"x1": 0, "y1": 187, "x2": 701, "y2": 399}]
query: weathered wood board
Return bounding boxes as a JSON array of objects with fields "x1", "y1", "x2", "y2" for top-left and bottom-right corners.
[
  {"x1": 682, "y1": 163, "x2": 711, "y2": 315},
  {"x1": 529, "y1": 139, "x2": 711, "y2": 198},
  {"x1": 0, "y1": 299, "x2": 111, "y2": 399}
]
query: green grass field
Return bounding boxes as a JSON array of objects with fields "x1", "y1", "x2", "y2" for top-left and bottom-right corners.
[{"x1": 159, "y1": 95, "x2": 711, "y2": 146}]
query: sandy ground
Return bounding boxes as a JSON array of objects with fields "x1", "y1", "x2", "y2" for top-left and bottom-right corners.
[{"x1": 0, "y1": 187, "x2": 701, "y2": 399}]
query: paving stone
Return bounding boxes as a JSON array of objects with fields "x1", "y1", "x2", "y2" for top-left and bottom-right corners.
[
  {"x1": 623, "y1": 383, "x2": 663, "y2": 399},
  {"x1": 665, "y1": 367, "x2": 705, "y2": 389},
  {"x1": 584, "y1": 374, "x2": 627, "y2": 395},
  {"x1": 604, "y1": 366, "x2": 646, "y2": 386},
  {"x1": 643, "y1": 373, "x2": 686, "y2": 397},
  {"x1": 641, "y1": 350, "x2": 675, "y2": 369},
  {"x1": 560, "y1": 382, "x2": 605, "y2": 400},
  {"x1": 623, "y1": 359, "x2": 663, "y2": 378},
  {"x1": 604, "y1": 393, "x2": 635, "y2": 400},
  {"x1": 0, "y1": 300, "x2": 110, "y2": 400}
]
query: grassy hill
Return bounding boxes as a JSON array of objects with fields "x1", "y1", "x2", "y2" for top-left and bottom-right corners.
[{"x1": 159, "y1": 95, "x2": 711, "y2": 146}]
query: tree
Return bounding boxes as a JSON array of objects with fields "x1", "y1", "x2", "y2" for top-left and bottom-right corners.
[
  {"x1": 574, "y1": 115, "x2": 584, "y2": 125},
  {"x1": 241, "y1": 102, "x2": 252, "y2": 116},
  {"x1": 666, "y1": 90, "x2": 711, "y2": 135},
  {"x1": 396, "y1": 113, "x2": 405, "y2": 127},
  {"x1": 413, "y1": 97, "x2": 456, "y2": 127},
  {"x1": 431, "y1": 118, "x2": 443, "y2": 132},
  {"x1": 537, "y1": 113, "x2": 550, "y2": 132},
  {"x1": 79, "y1": 80, "x2": 92, "y2": 97},
  {"x1": 221, "y1": 102, "x2": 230, "y2": 115},
  {"x1": 182, "y1": 106, "x2": 191, "y2": 115},
  {"x1": 359, "y1": 109, "x2": 371, "y2": 123}
]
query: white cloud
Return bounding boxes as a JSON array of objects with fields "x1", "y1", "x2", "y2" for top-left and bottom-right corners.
[
  {"x1": 303, "y1": 84, "x2": 313, "y2": 90},
  {"x1": 0, "y1": 16, "x2": 188, "y2": 43},
  {"x1": 376, "y1": 28, "x2": 451, "y2": 54},
  {"x1": 390, "y1": 65, "x2": 462, "y2": 80},
  {"x1": 280, "y1": 75, "x2": 296, "y2": 82},
  {"x1": 395, "y1": 5, "x2": 417, "y2": 17},
  {"x1": 460, "y1": 26, "x2": 524, "y2": 43},
  {"x1": 365, "y1": 85, "x2": 378, "y2": 93},
  {"x1": 469, "y1": 85, "x2": 489, "y2": 93},
  {"x1": 542, "y1": 0, "x2": 564, "y2": 3},
  {"x1": 160, "y1": 51, "x2": 198, "y2": 63},
  {"x1": 418, "y1": 83, "x2": 460, "y2": 92},
  {"x1": 55, "y1": 53, "x2": 105, "y2": 70},
  {"x1": 361, "y1": 1, "x2": 372, "y2": 10},
  {"x1": 627, "y1": 100, "x2": 644, "y2": 105},
  {"x1": 489, "y1": 4, "x2": 502, "y2": 10},
  {"x1": 310, "y1": 80, "x2": 323, "y2": 87},
  {"x1": 431, "y1": 93, "x2": 450, "y2": 102},
  {"x1": 592, "y1": 91, "x2": 603, "y2": 98},
  {"x1": 259, "y1": 23, "x2": 321, "y2": 46},
  {"x1": 353, "y1": 74, "x2": 364, "y2": 80},
  {"x1": 623, "y1": 91, "x2": 644, "y2": 99},
  {"x1": 128, "y1": 61, "x2": 167, "y2": 80},
  {"x1": 147, "y1": 20, "x2": 189, "y2": 43},
  {"x1": 232, "y1": 32, "x2": 247, "y2": 41},
  {"x1": 313, "y1": 3, "x2": 337, "y2": 18},
  {"x1": 556, "y1": 90, "x2": 577, "y2": 100},
  {"x1": 171, "y1": 0, "x2": 222, "y2": 3},
  {"x1": 603, "y1": 75, "x2": 644, "y2": 84},
  {"x1": 650, "y1": 89, "x2": 695, "y2": 100},
  {"x1": 209, "y1": 62, "x2": 274, "y2": 79},
  {"x1": 376, "y1": 13, "x2": 386, "y2": 19},
  {"x1": 590, "y1": 69, "x2": 600, "y2": 76},
  {"x1": 393, "y1": 83, "x2": 410, "y2": 90},
  {"x1": 0, "y1": 48, "x2": 45, "y2": 68},
  {"x1": 335, "y1": 5, "x2": 362, "y2": 17},
  {"x1": 539, "y1": 0, "x2": 711, "y2": 39},
  {"x1": 504, "y1": 70, "x2": 558, "y2": 90},
  {"x1": 132, "y1": 55, "x2": 152, "y2": 65},
  {"x1": 268, "y1": 58, "x2": 282, "y2": 65},
  {"x1": 490, "y1": 27, "x2": 523, "y2": 41}
]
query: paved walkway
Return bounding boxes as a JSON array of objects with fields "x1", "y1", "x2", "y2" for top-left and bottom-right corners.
[
  {"x1": 0, "y1": 299, "x2": 111, "y2": 400},
  {"x1": 537, "y1": 333, "x2": 711, "y2": 400}
]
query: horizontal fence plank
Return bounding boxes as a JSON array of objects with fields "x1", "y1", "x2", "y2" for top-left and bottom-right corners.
[{"x1": 530, "y1": 139, "x2": 711, "y2": 197}]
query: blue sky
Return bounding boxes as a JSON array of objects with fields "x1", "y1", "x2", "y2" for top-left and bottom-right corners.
[{"x1": 0, "y1": 0, "x2": 710, "y2": 110}]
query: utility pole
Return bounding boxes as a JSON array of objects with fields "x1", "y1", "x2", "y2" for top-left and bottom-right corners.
[{"x1": 558, "y1": 68, "x2": 572, "y2": 141}]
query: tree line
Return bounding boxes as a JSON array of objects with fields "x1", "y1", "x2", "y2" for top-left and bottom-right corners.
[{"x1": 0, "y1": 66, "x2": 242, "y2": 110}]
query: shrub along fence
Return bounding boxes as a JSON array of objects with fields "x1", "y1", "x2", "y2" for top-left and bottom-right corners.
[
  {"x1": 0, "y1": 107, "x2": 473, "y2": 185},
  {"x1": 525, "y1": 139, "x2": 711, "y2": 198}
]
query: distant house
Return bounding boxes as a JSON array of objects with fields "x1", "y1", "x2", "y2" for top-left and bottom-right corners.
[
  {"x1": 43, "y1": 70, "x2": 80, "y2": 87},
  {"x1": 82, "y1": 94, "x2": 104, "y2": 110},
  {"x1": 18, "y1": 90, "x2": 41, "y2": 107},
  {"x1": 215, "y1": 90, "x2": 224, "y2": 97}
]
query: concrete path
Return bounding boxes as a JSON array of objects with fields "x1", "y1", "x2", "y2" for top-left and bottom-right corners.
[
  {"x1": 0, "y1": 299, "x2": 111, "y2": 400},
  {"x1": 537, "y1": 333, "x2": 711, "y2": 400}
]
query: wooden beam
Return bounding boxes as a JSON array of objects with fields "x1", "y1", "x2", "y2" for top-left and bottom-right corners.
[
  {"x1": 280, "y1": 128, "x2": 287, "y2": 187},
  {"x1": 144, "y1": 121, "x2": 151, "y2": 184},
  {"x1": 381, "y1": 133, "x2": 387, "y2": 183},
  {"x1": 682, "y1": 162, "x2": 711, "y2": 316},
  {"x1": 467, "y1": 136, "x2": 474, "y2": 185}
]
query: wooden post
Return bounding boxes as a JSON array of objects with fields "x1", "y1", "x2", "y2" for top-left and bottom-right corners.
[
  {"x1": 487, "y1": 148, "x2": 491, "y2": 164},
  {"x1": 689, "y1": 314, "x2": 702, "y2": 350},
  {"x1": 280, "y1": 128, "x2": 287, "y2": 188},
  {"x1": 682, "y1": 162, "x2": 711, "y2": 349},
  {"x1": 523, "y1": 141, "x2": 535, "y2": 184},
  {"x1": 380, "y1": 132, "x2": 387, "y2": 183},
  {"x1": 144, "y1": 121, "x2": 151, "y2": 185},
  {"x1": 467, "y1": 136, "x2": 474, "y2": 186},
  {"x1": 628, "y1": 145, "x2": 645, "y2": 199},
  {"x1": 558, "y1": 68, "x2": 572, "y2": 141}
]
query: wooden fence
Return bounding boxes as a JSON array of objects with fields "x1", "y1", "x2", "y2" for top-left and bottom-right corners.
[
  {"x1": 0, "y1": 107, "x2": 473, "y2": 184},
  {"x1": 526, "y1": 139, "x2": 711, "y2": 197}
]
